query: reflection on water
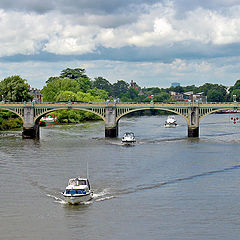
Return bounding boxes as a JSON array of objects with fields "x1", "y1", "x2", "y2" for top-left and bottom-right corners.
[{"x1": 1, "y1": 114, "x2": 240, "y2": 240}]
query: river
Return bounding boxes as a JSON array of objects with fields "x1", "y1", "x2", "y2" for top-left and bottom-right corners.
[{"x1": 1, "y1": 114, "x2": 240, "y2": 240}]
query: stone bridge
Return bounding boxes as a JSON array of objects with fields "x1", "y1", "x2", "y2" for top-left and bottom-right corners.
[{"x1": 0, "y1": 101, "x2": 239, "y2": 139}]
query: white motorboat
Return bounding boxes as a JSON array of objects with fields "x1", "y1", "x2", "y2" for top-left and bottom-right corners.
[
  {"x1": 62, "y1": 177, "x2": 93, "y2": 204},
  {"x1": 164, "y1": 116, "x2": 177, "y2": 128},
  {"x1": 121, "y1": 132, "x2": 136, "y2": 144}
]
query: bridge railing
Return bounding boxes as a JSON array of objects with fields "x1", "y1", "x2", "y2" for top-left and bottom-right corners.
[{"x1": 0, "y1": 101, "x2": 238, "y2": 106}]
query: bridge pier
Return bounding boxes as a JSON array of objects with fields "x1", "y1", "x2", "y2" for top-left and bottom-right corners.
[
  {"x1": 188, "y1": 126, "x2": 199, "y2": 137},
  {"x1": 187, "y1": 107, "x2": 199, "y2": 138},
  {"x1": 22, "y1": 106, "x2": 39, "y2": 139},
  {"x1": 105, "y1": 126, "x2": 118, "y2": 138},
  {"x1": 105, "y1": 106, "x2": 118, "y2": 137},
  {"x1": 22, "y1": 124, "x2": 40, "y2": 139}
]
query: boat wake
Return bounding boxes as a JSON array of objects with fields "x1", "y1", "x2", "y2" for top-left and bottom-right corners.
[
  {"x1": 93, "y1": 189, "x2": 115, "y2": 202},
  {"x1": 119, "y1": 164, "x2": 240, "y2": 195},
  {"x1": 46, "y1": 194, "x2": 67, "y2": 204}
]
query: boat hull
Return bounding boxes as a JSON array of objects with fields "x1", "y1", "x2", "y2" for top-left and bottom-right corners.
[
  {"x1": 63, "y1": 192, "x2": 93, "y2": 204},
  {"x1": 121, "y1": 140, "x2": 136, "y2": 145},
  {"x1": 164, "y1": 123, "x2": 177, "y2": 128}
]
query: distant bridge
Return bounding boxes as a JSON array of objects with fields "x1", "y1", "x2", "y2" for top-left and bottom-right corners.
[{"x1": 0, "y1": 101, "x2": 239, "y2": 139}]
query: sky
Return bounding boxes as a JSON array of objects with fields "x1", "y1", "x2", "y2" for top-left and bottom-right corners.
[{"x1": 0, "y1": 0, "x2": 240, "y2": 89}]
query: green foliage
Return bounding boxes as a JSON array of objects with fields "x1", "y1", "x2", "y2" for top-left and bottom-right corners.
[
  {"x1": 232, "y1": 80, "x2": 240, "y2": 89},
  {"x1": 199, "y1": 83, "x2": 227, "y2": 102},
  {"x1": 112, "y1": 80, "x2": 129, "y2": 97},
  {"x1": 60, "y1": 68, "x2": 88, "y2": 79},
  {"x1": 120, "y1": 88, "x2": 139, "y2": 102},
  {"x1": 76, "y1": 77, "x2": 92, "y2": 92},
  {"x1": 154, "y1": 92, "x2": 170, "y2": 102},
  {"x1": 41, "y1": 78, "x2": 81, "y2": 101},
  {"x1": 46, "y1": 76, "x2": 59, "y2": 84},
  {"x1": 0, "y1": 110, "x2": 22, "y2": 130},
  {"x1": 87, "y1": 87, "x2": 108, "y2": 100},
  {"x1": 0, "y1": 118, "x2": 23, "y2": 130},
  {"x1": 75, "y1": 92, "x2": 104, "y2": 102},
  {"x1": 55, "y1": 91, "x2": 76, "y2": 101},
  {"x1": 169, "y1": 86, "x2": 184, "y2": 93},
  {"x1": 183, "y1": 85, "x2": 196, "y2": 92},
  {"x1": 92, "y1": 77, "x2": 112, "y2": 94},
  {"x1": 40, "y1": 68, "x2": 109, "y2": 123},
  {"x1": 51, "y1": 109, "x2": 100, "y2": 123},
  {"x1": 207, "y1": 89, "x2": 224, "y2": 102},
  {"x1": 231, "y1": 89, "x2": 240, "y2": 101},
  {"x1": 151, "y1": 88, "x2": 162, "y2": 94},
  {"x1": 0, "y1": 75, "x2": 31, "y2": 102}
]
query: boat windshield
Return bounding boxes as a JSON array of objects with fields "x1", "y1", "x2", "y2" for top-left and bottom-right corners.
[
  {"x1": 65, "y1": 189, "x2": 87, "y2": 194},
  {"x1": 124, "y1": 132, "x2": 134, "y2": 137}
]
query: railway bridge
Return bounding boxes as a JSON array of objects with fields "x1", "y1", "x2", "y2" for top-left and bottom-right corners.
[{"x1": 0, "y1": 101, "x2": 239, "y2": 139}]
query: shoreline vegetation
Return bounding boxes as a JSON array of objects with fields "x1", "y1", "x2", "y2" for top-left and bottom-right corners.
[{"x1": 0, "y1": 67, "x2": 240, "y2": 131}]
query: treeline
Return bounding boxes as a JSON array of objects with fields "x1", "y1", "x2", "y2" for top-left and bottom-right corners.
[{"x1": 0, "y1": 67, "x2": 240, "y2": 130}]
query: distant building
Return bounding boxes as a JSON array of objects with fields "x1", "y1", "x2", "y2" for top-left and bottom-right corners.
[
  {"x1": 190, "y1": 92, "x2": 207, "y2": 103},
  {"x1": 183, "y1": 91, "x2": 207, "y2": 103},
  {"x1": 138, "y1": 89, "x2": 144, "y2": 96},
  {"x1": 183, "y1": 91, "x2": 194, "y2": 100},
  {"x1": 171, "y1": 82, "x2": 180, "y2": 88},
  {"x1": 29, "y1": 87, "x2": 42, "y2": 102},
  {"x1": 170, "y1": 90, "x2": 207, "y2": 103},
  {"x1": 170, "y1": 91, "x2": 184, "y2": 101},
  {"x1": 130, "y1": 80, "x2": 139, "y2": 90}
]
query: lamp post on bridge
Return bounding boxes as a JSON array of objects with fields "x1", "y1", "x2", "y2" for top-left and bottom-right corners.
[
  {"x1": 233, "y1": 94, "x2": 237, "y2": 102},
  {"x1": 151, "y1": 95, "x2": 154, "y2": 103},
  {"x1": 68, "y1": 94, "x2": 75, "y2": 102}
]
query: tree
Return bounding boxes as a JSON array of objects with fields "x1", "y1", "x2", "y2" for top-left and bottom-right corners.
[
  {"x1": 168, "y1": 86, "x2": 184, "y2": 93},
  {"x1": 55, "y1": 91, "x2": 76, "y2": 102},
  {"x1": 87, "y1": 87, "x2": 108, "y2": 100},
  {"x1": 198, "y1": 83, "x2": 227, "y2": 101},
  {"x1": 229, "y1": 80, "x2": 240, "y2": 95},
  {"x1": 207, "y1": 89, "x2": 224, "y2": 102},
  {"x1": 0, "y1": 75, "x2": 31, "y2": 102},
  {"x1": 41, "y1": 78, "x2": 81, "y2": 102},
  {"x1": 232, "y1": 79, "x2": 240, "y2": 89},
  {"x1": 46, "y1": 76, "x2": 59, "y2": 84},
  {"x1": 92, "y1": 77, "x2": 112, "y2": 94},
  {"x1": 76, "y1": 77, "x2": 92, "y2": 93},
  {"x1": 154, "y1": 92, "x2": 170, "y2": 102},
  {"x1": 60, "y1": 68, "x2": 88, "y2": 79},
  {"x1": 231, "y1": 89, "x2": 240, "y2": 102},
  {"x1": 112, "y1": 80, "x2": 129, "y2": 97},
  {"x1": 120, "y1": 88, "x2": 140, "y2": 102}
]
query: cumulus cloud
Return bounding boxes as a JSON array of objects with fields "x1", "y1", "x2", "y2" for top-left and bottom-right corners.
[
  {"x1": 0, "y1": 2, "x2": 240, "y2": 59},
  {"x1": 0, "y1": 0, "x2": 240, "y2": 88}
]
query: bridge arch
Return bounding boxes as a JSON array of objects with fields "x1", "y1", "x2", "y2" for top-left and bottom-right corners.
[
  {"x1": 0, "y1": 108, "x2": 24, "y2": 121},
  {"x1": 116, "y1": 107, "x2": 189, "y2": 124},
  {"x1": 34, "y1": 107, "x2": 106, "y2": 123},
  {"x1": 199, "y1": 108, "x2": 237, "y2": 121}
]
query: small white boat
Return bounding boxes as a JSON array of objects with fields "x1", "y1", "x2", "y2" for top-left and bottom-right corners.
[
  {"x1": 62, "y1": 177, "x2": 93, "y2": 204},
  {"x1": 121, "y1": 132, "x2": 136, "y2": 144},
  {"x1": 164, "y1": 116, "x2": 177, "y2": 128}
]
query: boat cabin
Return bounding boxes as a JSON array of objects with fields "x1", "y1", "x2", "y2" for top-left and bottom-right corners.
[
  {"x1": 123, "y1": 132, "x2": 135, "y2": 138},
  {"x1": 68, "y1": 178, "x2": 91, "y2": 190}
]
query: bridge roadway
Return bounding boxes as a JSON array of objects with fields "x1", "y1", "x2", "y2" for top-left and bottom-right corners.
[{"x1": 0, "y1": 101, "x2": 239, "y2": 139}]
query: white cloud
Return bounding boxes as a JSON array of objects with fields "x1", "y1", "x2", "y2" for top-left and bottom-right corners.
[{"x1": 0, "y1": 3, "x2": 240, "y2": 57}]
